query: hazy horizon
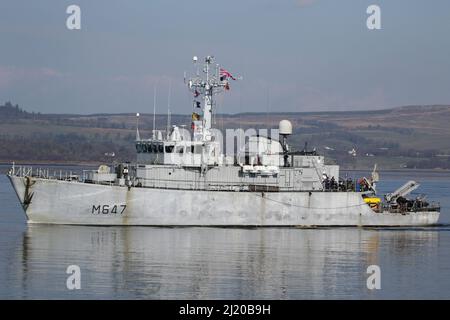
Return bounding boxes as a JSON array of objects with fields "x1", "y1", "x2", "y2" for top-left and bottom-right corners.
[{"x1": 1, "y1": 0, "x2": 450, "y2": 114}]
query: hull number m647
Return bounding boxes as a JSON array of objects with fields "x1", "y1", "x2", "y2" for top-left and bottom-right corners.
[{"x1": 92, "y1": 205, "x2": 126, "y2": 215}]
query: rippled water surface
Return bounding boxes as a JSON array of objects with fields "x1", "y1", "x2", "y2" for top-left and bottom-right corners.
[{"x1": 1, "y1": 165, "x2": 450, "y2": 299}]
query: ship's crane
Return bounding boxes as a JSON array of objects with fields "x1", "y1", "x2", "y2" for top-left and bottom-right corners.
[{"x1": 385, "y1": 180, "x2": 420, "y2": 203}]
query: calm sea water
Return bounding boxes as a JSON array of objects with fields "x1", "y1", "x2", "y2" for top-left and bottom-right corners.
[{"x1": 1, "y1": 165, "x2": 450, "y2": 299}]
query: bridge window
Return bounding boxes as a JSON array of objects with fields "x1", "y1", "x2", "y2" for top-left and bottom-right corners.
[
  {"x1": 136, "y1": 144, "x2": 142, "y2": 153},
  {"x1": 165, "y1": 145, "x2": 174, "y2": 153},
  {"x1": 176, "y1": 146, "x2": 184, "y2": 154}
]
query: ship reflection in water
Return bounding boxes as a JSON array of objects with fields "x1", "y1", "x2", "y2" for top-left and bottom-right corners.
[{"x1": 3, "y1": 225, "x2": 450, "y2": 299}]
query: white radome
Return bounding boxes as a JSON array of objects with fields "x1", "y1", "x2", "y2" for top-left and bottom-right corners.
[{"x1": 279, "y1": 119, "x2": 293, "y2": 135}]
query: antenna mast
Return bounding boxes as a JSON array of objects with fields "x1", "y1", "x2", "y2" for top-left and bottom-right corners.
[
  {"x1": 135, "y1": 113, "x2": 140, "y2": 141},
  {"x1": 153, "y1": 86, "x2": 157, "y2": 139},
  {"x1": 166, "y1": 82, "x2": 171, "y2": 140},
  {"x1": 187, "y1": 55, "x2": 238, "y2": 141}
]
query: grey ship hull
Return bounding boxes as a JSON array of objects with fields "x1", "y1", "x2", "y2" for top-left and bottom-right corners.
[{"x1": 8, "y1": 175, "x2": 440, "y2": 226}]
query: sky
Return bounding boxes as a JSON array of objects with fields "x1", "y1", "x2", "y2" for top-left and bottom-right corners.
[{"x1": 1, "y1": 0, "x2": 450, "y2": 114}]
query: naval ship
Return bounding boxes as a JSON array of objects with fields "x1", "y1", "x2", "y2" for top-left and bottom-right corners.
[{"x1": 7, "y1": 56, "x2": 440, "y2": 226}]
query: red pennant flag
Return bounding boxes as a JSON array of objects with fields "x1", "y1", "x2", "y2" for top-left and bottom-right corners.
[{"x1": 220, "y1": 68, "x2": 236, "y2": 81}]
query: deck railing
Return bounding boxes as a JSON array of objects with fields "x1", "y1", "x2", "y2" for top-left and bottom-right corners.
[{"x1": 9, "y1": 164, "x2": 81, "y2": 182}]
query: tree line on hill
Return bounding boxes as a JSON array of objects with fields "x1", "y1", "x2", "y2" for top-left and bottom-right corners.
[{"x1": 0, "y1": 101, "x2": 42, "y2": 119}]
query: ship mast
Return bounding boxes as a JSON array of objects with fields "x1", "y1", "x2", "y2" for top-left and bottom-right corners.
[
  {"x1": 203, "y1": 56, "x2": 212, "y2": 134},
  {"x1": 187, "y1": 55, "x2": 235, "y2": 141}
]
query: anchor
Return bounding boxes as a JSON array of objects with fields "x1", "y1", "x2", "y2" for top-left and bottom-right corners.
[{"x1": 22, "y1": 176, "x2": 35, "y2": 211}]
